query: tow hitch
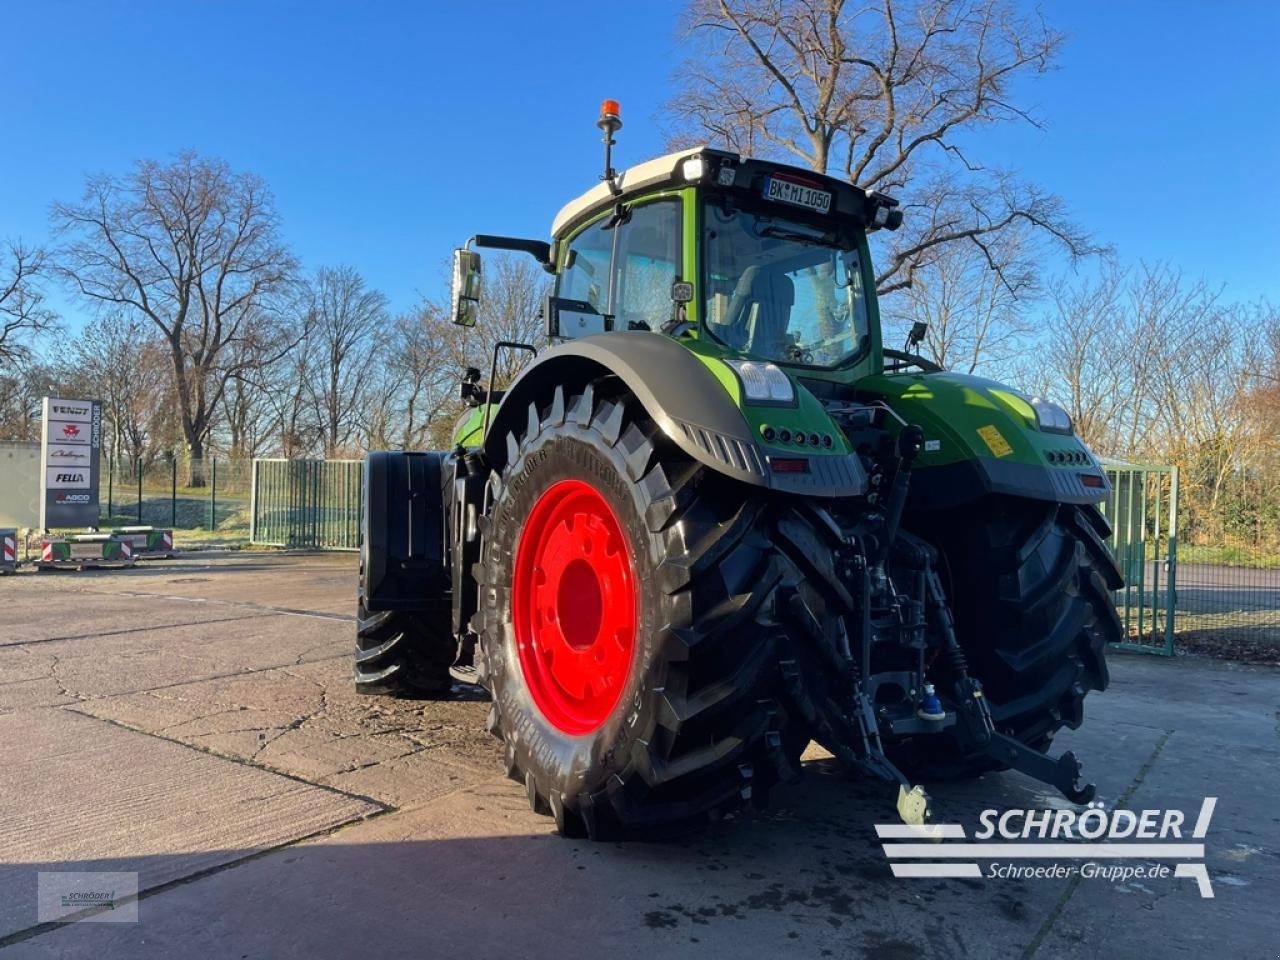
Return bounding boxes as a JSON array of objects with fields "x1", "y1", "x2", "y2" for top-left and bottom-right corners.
[{"x1": 951, "y1": 675, "x2": 1096, "y2": 804}]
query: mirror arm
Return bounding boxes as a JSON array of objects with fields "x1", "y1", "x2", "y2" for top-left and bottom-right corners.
[{"x1": 473, "y1": 234, "x2": 553, "y2": 269}]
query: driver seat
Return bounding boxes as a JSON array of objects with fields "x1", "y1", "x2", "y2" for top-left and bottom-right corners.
[{"x1": 745, "y1": 271, "x2": 795, "y2": 356}]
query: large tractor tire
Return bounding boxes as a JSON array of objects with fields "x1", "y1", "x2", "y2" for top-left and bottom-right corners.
[
  {"x1": 354, "y1": 596, "x2": 455, "y2": 696},
  {"x1": 477, "y1": 383, "x2": 805, "y2": 839},
  {"x1": 899, "y1": 499, "x2": 1124, "y2": 776}
]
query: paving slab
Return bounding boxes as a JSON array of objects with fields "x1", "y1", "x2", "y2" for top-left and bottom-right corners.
[
  {"x1": 1034, "y1": 672, "x2": 1280, "y2": 959},
  {"x1": 74, "y1": 656, "x2": 500, "y2": 807},
  {"x1": 0, "y1": 708, "x2": 379, "y2": 942},
  {"x1": 20, "y1": 553, "x2": 358, "y2": 619},
  {"x1": 0, "y1": 615, "x2": 347, "y2": 713}
]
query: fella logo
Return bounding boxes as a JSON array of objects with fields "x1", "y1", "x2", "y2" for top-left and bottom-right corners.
[
  {"x1": 55, "y1": 473, "x2": 85, "y2": 483},
  {"x1": 62, "y1": 424, "x2": 81, "y2": 439}
]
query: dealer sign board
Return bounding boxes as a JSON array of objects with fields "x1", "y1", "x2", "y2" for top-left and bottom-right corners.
[{"x1": 39, "y1": 397, "x2": 102, "y2": 529}]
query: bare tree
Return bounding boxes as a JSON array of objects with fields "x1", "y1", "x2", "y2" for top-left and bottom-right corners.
[
  {"x1": 667, "y1": 0, "x2": 1093, "y2": 295},
  {"x1": 64, "y1": 313, "x2": 171, "y2": 465},
  {"x1": 0, "y1": 360, "x2": 57, "y2": 441},
  {"x1": 0, "y1": 241, "x2": 57, "y2": 367},
  {"x1": 363, "y1": 304, "x2": 458, "y2": 451},
  {"x1": 51, "y1": 151, "x2": 297, "y2": 482},
  {"x1": 883, "y1": 219, "x2": 1035, "y2": 375},
  {"x1": 219, "y1": 361, "x2": 275, "y2": 460},
  {"x1": 262, "y1": 346, "x2": 319, "y2": 458},
  {"x1": 302, "y1": 266, "x2": 388, "y2": 457}
]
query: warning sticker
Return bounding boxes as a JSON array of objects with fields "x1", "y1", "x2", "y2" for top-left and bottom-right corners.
[{"x1": 977, "y1": 425, "x2": 1013, "y2": 458}]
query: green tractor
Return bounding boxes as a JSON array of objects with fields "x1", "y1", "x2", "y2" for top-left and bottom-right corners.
[{"x1": 356, "y1": 101, "x2": 1123, "y2": 838}]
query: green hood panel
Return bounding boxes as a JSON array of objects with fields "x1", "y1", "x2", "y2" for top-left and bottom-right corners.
[
  {"x1": 858, "y1": 370, "x2": 1110, "y2": 507},
  {"x1": 453, "y1": 405, "x2": 489, "y2": 449}
]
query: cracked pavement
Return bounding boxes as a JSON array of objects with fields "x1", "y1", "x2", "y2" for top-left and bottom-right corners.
[{"x1": 0, "y1": 553, "x2": 1276, "y2": 958}]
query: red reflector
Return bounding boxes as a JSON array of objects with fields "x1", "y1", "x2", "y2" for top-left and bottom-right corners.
[
  {"x1": 769, "y1": 457, "x2": 810, "y2": 474},
  {"x1": 1080, "y1": 474, "x2": 1105, "y2": 488}
]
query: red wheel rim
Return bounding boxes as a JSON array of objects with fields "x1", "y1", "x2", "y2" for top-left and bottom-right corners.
[{"x1": 512, "y1": 479, "x2": 637, "y2": 735}]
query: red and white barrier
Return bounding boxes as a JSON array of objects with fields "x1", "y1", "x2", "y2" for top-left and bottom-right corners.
[{"x1": 1, "y1": 529, "x2": 16, "y2": 573}]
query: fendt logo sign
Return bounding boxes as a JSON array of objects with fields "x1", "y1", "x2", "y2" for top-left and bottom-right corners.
[
  {"x1": 50, "y1": 402, "x2": 91, "y2": 418},
  {"x1": 40, "y1": 397, "x2": 102, "y2": 529}
]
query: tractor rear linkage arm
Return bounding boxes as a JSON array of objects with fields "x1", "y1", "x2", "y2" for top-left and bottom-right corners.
[{"x1": 843, "y1": 423, "x2": 1097, "y2": 816}]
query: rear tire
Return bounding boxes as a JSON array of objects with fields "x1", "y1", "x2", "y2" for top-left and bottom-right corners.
[
  {"x1": 478, "y1": 383, "x2": 804, "y2": 839},
  {"x1": 354, "y1": 596, "x2": 455, "y2": 696},
  {"x1": 897, "y1": 499, "x2": 1124, "y2": 776}
]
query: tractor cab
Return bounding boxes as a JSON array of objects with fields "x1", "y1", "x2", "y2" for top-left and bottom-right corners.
[{"x1": 451, "y1": 102, "x2": 902, "y2": 382}]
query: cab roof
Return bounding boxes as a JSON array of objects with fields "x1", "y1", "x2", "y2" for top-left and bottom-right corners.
[
  {"x1": 551, "y1": 148, "x2": 708, "y2": 239},
  {"x1": 550, "y1": 147, "x2": 896, "y2": 242}
]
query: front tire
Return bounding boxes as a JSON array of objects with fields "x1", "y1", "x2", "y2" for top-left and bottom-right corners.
[
  {"x1": 478, "y1": 384, "x2": 803, "y2": 839},
  {"x1": 354, "y1": 596, "x2": 455, "y2": 696}
]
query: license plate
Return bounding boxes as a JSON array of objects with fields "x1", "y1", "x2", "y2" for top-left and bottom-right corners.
[{"x1": 763, "y1": 175, "x2": 832, "y2": 214}]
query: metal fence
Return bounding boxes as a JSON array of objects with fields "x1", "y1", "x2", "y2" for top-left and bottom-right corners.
[
  {"x1": 1101, "y1": 460, "x2": 1280, "y2": 657},
  {"x1": 249, "y1": 458, "x2": 362, "y2": 549},
  {"x1": 102, "y1": 458, "x2": 252, "y2": 541},
  {"x1": 1100, "y1": 463, "x2": 1178, "y2": 655},
  {"x1": 1162, "y1": 460, "x2": 1280, "y2": 658}
]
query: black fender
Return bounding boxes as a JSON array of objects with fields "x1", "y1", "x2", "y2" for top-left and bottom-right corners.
[
  {"x1": 482, "y1": 332, "x2": 865, "y2": 496},
  {"x1": 361, "y1": 451, "x2": 451, "y2": 612}
]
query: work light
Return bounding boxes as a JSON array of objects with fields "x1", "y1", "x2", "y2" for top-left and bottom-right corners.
[
  {"x1": 1031, "y1": 397, "x2": 1074, "y2": 435},
  {"x1": 723, "y1": 359, "x2": 795, "y2": 404}
]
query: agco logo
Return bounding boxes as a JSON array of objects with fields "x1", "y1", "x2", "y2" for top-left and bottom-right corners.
[{"x1": 62, "y1": 424, "x2": 81, "y2": 439}]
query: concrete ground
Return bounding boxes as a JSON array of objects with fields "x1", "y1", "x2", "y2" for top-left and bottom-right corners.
[{"x1": 0, "y1": 554, "x2": 1276, "y2": 959}]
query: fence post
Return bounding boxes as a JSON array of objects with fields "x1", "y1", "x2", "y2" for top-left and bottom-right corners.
[
  {"x1": 136, "y1": 458, "x2": 143, "y2": 524},
  {"x1": 171, "y1": 457, "x2": 177, "y2": 528},
  {"x1": 249, "y1": 460, "x2": 258, "y2": 543},
  {"x1": 210, "y1": 458, "x2": 218, "y2": 530},
  {"x1": 107, "y1": 457, "x2": 114, "y2": 520},
  {"x1": 1164, "y1": 466, "x2": 1179, "y2": 655}
]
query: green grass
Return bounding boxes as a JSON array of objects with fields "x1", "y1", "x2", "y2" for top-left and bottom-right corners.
[{"x1": 1175, "y1": 543, "x2": 1280, "y2": 569}]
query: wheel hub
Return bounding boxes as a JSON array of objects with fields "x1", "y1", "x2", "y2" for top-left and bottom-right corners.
[{"x1": 512, "y1": 479, "x2": 636, "y2": 735}]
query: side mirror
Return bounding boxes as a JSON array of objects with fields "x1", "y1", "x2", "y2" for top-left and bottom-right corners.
[
  {"x1": 451, "y1": 249, "x2": 482, "y2": 327},
  {"x1": 543, "y1": 295, "x2": 608, "y2": 340}
]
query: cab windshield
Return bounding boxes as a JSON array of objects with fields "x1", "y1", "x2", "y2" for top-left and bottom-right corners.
[{"x1": 702, "y1": 202, "x2": 869, "y2": 368}]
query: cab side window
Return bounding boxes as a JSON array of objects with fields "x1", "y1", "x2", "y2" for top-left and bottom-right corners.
[
  {"x1": 613, "y1": 199, "x2": 681, "y2": 331},
  {"x1": 558, "y1": 218, "x2": 613, "y2": 315}
]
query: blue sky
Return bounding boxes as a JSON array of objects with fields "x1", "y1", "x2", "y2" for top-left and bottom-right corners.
[{"x1": 2, "y1": 0, "x2": 1277, "y2": 327}]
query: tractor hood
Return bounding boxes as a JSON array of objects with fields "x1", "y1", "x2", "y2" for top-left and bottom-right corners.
[{"x1": 857, "y1": 370, "x2": 1111, "y2": 508}]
